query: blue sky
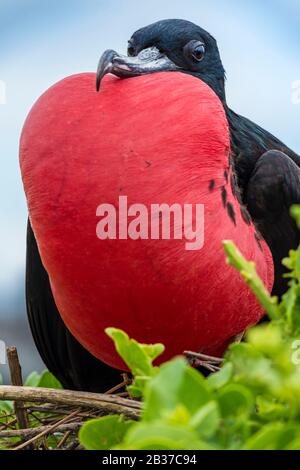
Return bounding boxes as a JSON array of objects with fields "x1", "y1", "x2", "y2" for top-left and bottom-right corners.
[{"x1": 0, "y1": 0, "x2": 300, "y2": 302}]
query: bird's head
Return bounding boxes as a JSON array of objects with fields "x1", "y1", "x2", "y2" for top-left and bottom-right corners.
[{"x1": 96, "y1": 19, "x2": 226, "y2": 102}]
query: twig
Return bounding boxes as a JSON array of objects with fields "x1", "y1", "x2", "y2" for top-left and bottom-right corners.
[
  {"x1": 12, "y1": 408, "x2": 81, "y2": 451},
  {"x1": 184, "y1": 351, "x2": 223, "y2": 373},
  {"x1": 0, "y1": 422, "x2": 83, "y2": 439},
  {"x1": 0, "y1": 412, "x2": 16, "y2": 419},
  {"x1": 6, "y1": 347, "x2": 30, "y2": 430},
  {"x1": 57, "y1": 430, "x2": 72, "y2": 449},
  {"x1": 234, "y1": 331, "x2": 245, "y2": 343},
  {"x1": 184, "y1": 351, "x2": 224, "y2": 364},
  {"x1": 0, "y1": 418, "x2": 18, "y2": 431},
  {"x1": 42, "y1": 435, "x2": 49, "y2": 450},
  {"x1": 29, "y1": 412, "x2": 45, "y2": 425},
  {"x1": 65, "y1": 439, "x2": 80, "y2": 450},
  {"x1": 104, "y1": 374, "x2": 131, "y2": 395},
  {"x1": 0, "y1": 386, "x2": 141, "y2": 419},
  {"x1": 27, "y1": 405, "x2": 100, "y2": 419},
  {"x1": 195, "y1": 361, "x2": 221, "y2": 373},
  {"x1": 104, "y1": 380, "x2": 127, "y2": 395}
]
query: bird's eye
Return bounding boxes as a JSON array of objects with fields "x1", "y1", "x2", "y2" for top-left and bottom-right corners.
[
  {"x1": 192, "y1": 44, "x2": 205, "y2": 62},
  {"x1": 184, "y1": 40, "x2": 206, "y2": 63}
]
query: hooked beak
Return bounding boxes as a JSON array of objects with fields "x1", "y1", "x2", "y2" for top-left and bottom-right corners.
[{"x1": 96, "y1": 47, "x2": 180, "y2": 91}]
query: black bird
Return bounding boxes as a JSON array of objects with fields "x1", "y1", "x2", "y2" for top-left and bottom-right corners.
[
  {"x1": 96, "y1": 18, "x2": 300, "y2": 297},
  {"x1": 27, "y1": 19, "x2": 300, "y2": 392}
]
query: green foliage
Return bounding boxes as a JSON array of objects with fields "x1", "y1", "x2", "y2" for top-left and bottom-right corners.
[
  {"x1": 106, "y1": 328, "x2": 164, "y2": 397},
  {"x1": 35, "y1": 370, "x2": 63, "y2": 389},
  {"x1": 79, "y1": 206, "x2": 300, "y2": 451},
  {"x1": 79, "y1": 416, "x2": 134, "y2": 450},
  {"x1": 223, "y1": 240, "x2": 280, "y2": 321}
]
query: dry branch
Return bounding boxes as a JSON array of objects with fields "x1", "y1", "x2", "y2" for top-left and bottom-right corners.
[
  {"x1": 0, "y1": 422, "x2": 83, "y2": 439},
  {"x1": 184, "y1": 350, "x2": 224, "y2": 373},
  {"x1": 184, "y1": 351, "x2": 224, "y2": 364},
  {"x1": 27, "y1": 405, "x2": 101, "y2": 418},
  {"x1": 7, "y1": 347, "x2": 29, "y2": 430},
  {"x1": 57, "y1": 430, "x2": 72, "y2": 448},
  {"x1": 13, "y1": 408, "x2": 81, "y2": 450},
  {"x1": 0, "y1": 386, "x2": 141, "y2": 419}
]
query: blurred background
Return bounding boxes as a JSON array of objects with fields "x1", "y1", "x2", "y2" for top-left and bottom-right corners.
[{"x1": 0, "y1": 0, "x2": 300, "y2": 382}]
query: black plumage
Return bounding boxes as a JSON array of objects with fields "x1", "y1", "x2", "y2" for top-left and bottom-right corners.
[{"x1": 26, "y1": 19, "x2": 300, "y2": 391}]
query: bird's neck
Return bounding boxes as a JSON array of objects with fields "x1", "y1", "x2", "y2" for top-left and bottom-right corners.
[{"x1": 195, "y1": 73, "x2": 227, "y2": 104}]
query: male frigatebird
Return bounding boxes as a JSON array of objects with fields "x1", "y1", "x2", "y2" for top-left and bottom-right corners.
[
  {"x1": 25, "y1": 19, "x2": 300, "y2": 392},
  {"x1": 96, "y1": 19, "x2": 300, "y2": 297}
]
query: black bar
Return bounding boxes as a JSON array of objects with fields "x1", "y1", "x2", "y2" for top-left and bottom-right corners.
[{"x1": 0, "y1": 450, "x2": 298, "y2": 466}]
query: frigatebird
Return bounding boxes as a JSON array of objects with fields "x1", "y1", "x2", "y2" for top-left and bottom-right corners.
[
  {"x1": 96, "y1": 19, "x2": 300, "y2": 297},
  {"x1": 26, "y1": 19, "x2": 300, "y2": 392}
]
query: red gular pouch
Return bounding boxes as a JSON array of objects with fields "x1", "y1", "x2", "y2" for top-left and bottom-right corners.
[{"x1": 20, "y1": 71, "x2": 274, "y2": 370}]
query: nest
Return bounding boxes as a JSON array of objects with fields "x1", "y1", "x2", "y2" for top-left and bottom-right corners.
[
  {"x1": 0, "y1": 346, "x2": 225, "y2": 450},
  {"x1": 0, "y1": 347, "x2": 140, "y2": 450}
]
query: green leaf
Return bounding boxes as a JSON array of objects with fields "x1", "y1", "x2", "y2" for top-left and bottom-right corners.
[
  {"x1": 285, "y1": 438, "x2": 300, "y2": 450},
  {"x1": 143, "y1": 358, "x2": 211, "y2": 421},
  {"x1": 207, "y1": 363, "x2": 233, "y2": 390},
  {"x1": 25, "y1": 371, "x2": 41, "y2": 387},
  {"x1": 37, "y1": 370, "x2": 63, "y2": 389},
  {"x1": 119, "y1": 422, "x2": 215, "y2": 450},
  {"x1": 256, "y1": 396, "x2": 291, "y2": 421},
  {"x1": 246, "y1": 324, "x2": 283, "y2": 357},
  {"x1": 106, "y1": 328, "x2": 164, "y2": 397},
  {"x1": 226, "y1": 343, "x2": 281, "y2": 392},
  {"x1": 227, "y1": 342, "x2": 264, "y2": 363},
  {"x1": 223, "y1": 241, "x2": 280, "y2": 321},
  {"x1": 0, "y1": 401, "x2": 13, "y2": 414},
  {"x1": 281, "y1": 283, "x2": 300, "y2": 335},
  {"x1": 190, "y1": 401, "x2": 220, "y2": 438},
  {"x1": 164, "y1": 405, "x2": 191, "y2": 426},
  {"x1": 106, "y1": 328, "x2": 164, "y2": 375},
  {"x1": 245, "y1": 423, "x2": 300, "y2": 450},
  {"x1": 79, "y1": 415, "x2": 134, "y2": 450},
  {"x1": 218, "y1": 384, "x2": 254, "y2": 417}
]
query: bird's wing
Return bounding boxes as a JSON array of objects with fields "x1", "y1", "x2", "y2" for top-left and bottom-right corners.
[
  {"x1": 246, "y1": 150, "x2": 300, "y2": 297},
  {"x1": 26, "y1": 220, "x2": 122, "y2": 392}
]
